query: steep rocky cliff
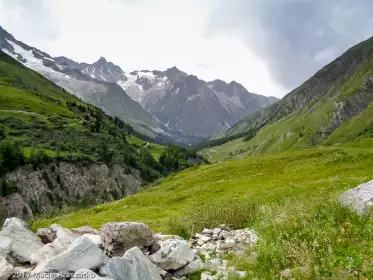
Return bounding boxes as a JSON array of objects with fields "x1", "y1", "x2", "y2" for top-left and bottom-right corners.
[{"x1": 0, "y1": 162, "x2": 143, "y2": 223}]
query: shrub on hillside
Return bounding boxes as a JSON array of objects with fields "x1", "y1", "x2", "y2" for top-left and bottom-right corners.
[
  {"x1": 0, "y1": 179, "x2": 18, "y2": 197},
  {"x1": 0, "y1": 126, "x2": 6, "y2": 140},
  {"x1": 0, "y1": 141, "x2": 25, "y2": 176}
]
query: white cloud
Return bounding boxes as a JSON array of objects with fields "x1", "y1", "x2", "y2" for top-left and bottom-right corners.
[{"x1": 0, "y1": 0, "x2": 286, "y2": 97}]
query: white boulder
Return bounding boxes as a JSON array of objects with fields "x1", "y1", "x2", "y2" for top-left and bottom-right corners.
[
  {"x1": 0, "y1": 218, "x2": 43, "y2": 263},
  {"x1": 30, "y1": 239, "x2": 65, "y2": 265},
  {"x1": 0, "y1": 256, "x2": 14, "y2": 280},
  {"x1": 149, "y1": 239, "x2": 195, "y2": 270},
  {"x1": 0, "y1": 237, "x2": 12, "y2": 258},
  {"x1": 100, "y1": 247, "x2": 161, "y2": 280},
  {"x1": 32, "y1": 236, "x2": 107, "y2": 276},
  {"x1": 82, "y1": 234, "x2": 102, "y2": 248},
  {"x1": 339, "y1": 180, "x2": 373, "y2": 214},
  {"x1": 174, "y1": 258, "x2": 204, "y2": 277},
  {"x1": 50, "y1": 224, "x2": 78, "y2": 249}
]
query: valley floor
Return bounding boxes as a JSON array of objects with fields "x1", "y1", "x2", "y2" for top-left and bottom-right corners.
[{"x1": 33, "y1": 141, "x2": 373, "y2": 279}]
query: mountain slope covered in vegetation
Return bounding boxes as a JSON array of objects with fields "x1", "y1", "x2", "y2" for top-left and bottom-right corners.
[
  {"x1": 0, "y1": 50, "x2": 202, "y2": 221},
  {"x1": 206, "y1": 36, "x2": 373, "y2": 158}
]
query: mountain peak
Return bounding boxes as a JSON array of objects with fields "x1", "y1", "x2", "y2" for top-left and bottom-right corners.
[
  {"x1": 95, "y1": 56, "x2": 108, "y2": 64},
  {"x1": 163, "y1": 66, "x2": 187, "y2": 80}
]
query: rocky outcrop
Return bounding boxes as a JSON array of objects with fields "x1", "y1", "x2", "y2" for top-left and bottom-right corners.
[
  {"x1": 328, "y1": 76, "x2": 373, "y2": 133},
  {"x1": 339, "y1": 180, "x2": 373, "y2": 214},
  {"x1": 0, "y1": 218, "x2": 257, "y2": 280},
  {"x1": 0, "y1": 162, "x2": 143, "y2": 223}
]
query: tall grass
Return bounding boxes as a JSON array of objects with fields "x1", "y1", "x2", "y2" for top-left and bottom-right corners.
[
  {"x1": 166, "y1": 197, "x2": 259, "y2": 239},
  {"x1": 227, "y1": 199, "x2": 373, "y2": 279}
]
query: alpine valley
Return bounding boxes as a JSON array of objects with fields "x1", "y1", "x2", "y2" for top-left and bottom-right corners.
[
  {"x1": 4, "y1": 14, "x2": 373, "y2": 280},
  {"x1": 0, "y1": 26, "x2": 277, "y2": 144}
]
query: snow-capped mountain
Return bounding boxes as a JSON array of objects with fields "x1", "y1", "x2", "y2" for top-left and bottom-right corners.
[
  {"x1": 0, "y1": 25, "x2": 278, "y2": 141},
  {"x1": 0, "y1": 25, "x2": 185, "y2": 143},
  {"x1": 116, "y1": 67, "x2": 278, "y2": 138},
  {"x1": 54, "y1": 56, "x2": 127, "y2": 83}
]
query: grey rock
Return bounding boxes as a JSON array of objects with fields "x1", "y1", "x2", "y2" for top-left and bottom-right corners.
[
  {"x1": 202, "y1": 229, "x2": 213, "y2": 235},
  {"x1": 0, "y1": 257, "x2": 14, "y2": 280},
  {"x1": 100, "y1": 247, "x2": 161, "y2": 280},
  {"x1": 0, "y1": 237, "x2": 12, "y2": 258},
  {"x1": 50, "y1": 224, "x2": 78, "y2": 249},
  {"x1": 212, "y1": 228, "x2": 222, "y2": 235},
  {"x1": 339, "y1": 180, "x2": 373, "y2": 214},
  {"x1": 149, "y1": 239, "x2": 195, "y2": 271},
  {"x1": 71, "y1": 226, "x2": 99, "y2": 236},
  {"x1": 82, "y1": 234, "x2": 102, "y2": 248},
  {"x1": 100, "y1": 222, "x2": 154, "y2": 256},
  {"x1": 200, "y1": 272, "x2": 216, "y2": 280},
  {"x1": 32, "y1": 236, "x2": 107, "y2": 276},
  {"x1": 152, "y1": 265, "x2": 172, "y2": 280},
  {"x1": 154, "y1": 234, "x2": 184, "y2": 242},
  {"x1": 30, "y1": 239, "x2": 65, "y2": 265},
  {"x1": 36, "y1": 228, "x2": 56, "y2": 244},
  {"x1": 0, "y1": 218, "x2": 43, "y2": 263},
  {"x1": 217, "y1": 241, "x2": 235, "y2": 250},
  {"x1": 174, "y1": 258, "x2": 204, "y2": 277}
]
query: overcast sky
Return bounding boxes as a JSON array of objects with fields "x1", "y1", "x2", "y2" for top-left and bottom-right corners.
[{"x1": 1, "y1": 0, "x2": 373, "y2": 97}]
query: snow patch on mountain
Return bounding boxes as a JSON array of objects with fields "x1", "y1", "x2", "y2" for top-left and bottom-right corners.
[
  {"x1": 215, "y1": 91, "x2": 245, "y2": 110},
  {"x1": 3, "y1": 40, "x2": 70, "y2": 84}
]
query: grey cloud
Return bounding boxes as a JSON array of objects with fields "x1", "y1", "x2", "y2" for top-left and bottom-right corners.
[
  {"x1": 1, "y1": 0, "x2": 58, "y2": 41},
  {"x1": 207, "y1": 0, "x2": 373, "y2": 90}
]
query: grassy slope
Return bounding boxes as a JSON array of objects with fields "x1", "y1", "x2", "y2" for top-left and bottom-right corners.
[
  {"x1": 33, "y1": 142, "x2": 373, "y2": 278},
  {"x1": 201, "y1": 57, "x2": 373, "y2": 162},
  {"x1": 0, "y1": 50, "x2": 159, "y2": 163},
  {"x1": 205, "y1": 37, "x2": 373, "y2": 160},
  {"x1": 127, "y1": 136, "x2": 166, "y2": 160}
]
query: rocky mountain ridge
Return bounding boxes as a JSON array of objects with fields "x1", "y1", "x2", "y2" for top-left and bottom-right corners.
[
  {"x1": 0, "y1": 25, "x2": 179, "y2": 143},
  {"x1": 0, "y1": 25, "x2": 277, "y2": 142},
  {"x1": 118, "y1": 67, "x2": 278, "y2": 138}
]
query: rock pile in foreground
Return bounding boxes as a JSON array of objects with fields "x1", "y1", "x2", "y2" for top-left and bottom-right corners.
[{"x1": 0, "y1": 218, "x2": 258, "y2": 280}]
